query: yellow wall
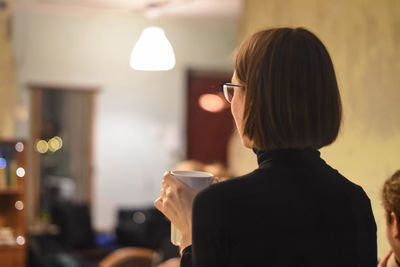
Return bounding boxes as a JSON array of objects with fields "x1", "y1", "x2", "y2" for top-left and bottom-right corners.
[
  {"x1": 240, "y1": 0, "x2": 400, "y2": 258},
  {"x1": 0, "y1": 0, "x2": 16, "y2": 138}
]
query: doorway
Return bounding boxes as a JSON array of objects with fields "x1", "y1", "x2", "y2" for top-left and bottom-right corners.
[
  {"x1": 30, "y1": 85, "x2": 97, "y2": 224},
  {"x1": 186, "y1": 70, "x2": 234, "y2": 166}
]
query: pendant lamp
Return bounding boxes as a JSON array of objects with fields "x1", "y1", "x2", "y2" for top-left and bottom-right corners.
[{"x1": 130, "y1": 26, "x2": 176, "y2": 71}]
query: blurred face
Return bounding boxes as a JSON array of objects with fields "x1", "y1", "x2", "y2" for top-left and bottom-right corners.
[
  {"x1": 386, "y1": 211, "x2": 400, "y2": 260},
  {"x1": 231, "y1": 72, "x2": 252, "y2": 148}
]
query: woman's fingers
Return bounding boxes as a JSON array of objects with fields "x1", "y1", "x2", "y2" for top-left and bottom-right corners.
[
  {"x1": 159, "y1": 184, "x2": 167, "y2": 201},
  {"x1": 154, "y1": 197, "x2": 163, "y2": 211},
  {"x1": 165, "y1": 186, "x2": 174, "y2": 202},
  {"x1": 164, "y1": 173, "x2": 183, "y2": 187},
  {"x1": 378, "y1": 250, "x2": 392, "y2": 267},
  {"x1": 164, "y1": 173, "x2": 194, "y2": 195},
  {"x1": 212, "y1": 177, "x2": 219, "y2": 184},
  {"x1": 155, "y1": 192, "x2": 178, "y2": 222},
  {"x1": 155, "y1": 170, "x2": 195, "y2": 247}
]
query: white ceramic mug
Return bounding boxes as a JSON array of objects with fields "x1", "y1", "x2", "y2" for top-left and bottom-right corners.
[{"x1": 170, "y1": 170, "x2": 214, "y2": 246}]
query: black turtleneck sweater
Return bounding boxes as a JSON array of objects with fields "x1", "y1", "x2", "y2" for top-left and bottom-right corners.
[{"x1": 180, "y1": 149, "x2": 377, "y2": 267}]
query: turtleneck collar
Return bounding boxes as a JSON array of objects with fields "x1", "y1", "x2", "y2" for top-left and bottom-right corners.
[{"x1": 253, "y1": 148, "x2": 321, "y2": 169}]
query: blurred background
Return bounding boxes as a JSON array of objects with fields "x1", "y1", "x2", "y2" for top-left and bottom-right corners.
[{"x1": 0, "y1": 0, "x2": 399, "y2": 266}]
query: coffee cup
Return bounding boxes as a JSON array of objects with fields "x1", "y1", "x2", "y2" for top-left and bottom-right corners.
[{"x1": 170, "y1": 170, "x2": 214, "y2": 246}]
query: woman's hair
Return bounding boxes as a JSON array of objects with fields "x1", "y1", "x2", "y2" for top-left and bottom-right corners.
[
  {"x1": 234, "y1": 27, "x2": 342, "y2": 150},
  {"x1": 382, "y1": 170, "x2": 400, "y2": 223}
]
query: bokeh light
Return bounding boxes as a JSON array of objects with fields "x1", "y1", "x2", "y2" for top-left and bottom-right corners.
[
  {"x1": 36, "y1": 140, "x2": 49, "y2": 154},
  {"x1": 132, "y1": 211, "x2": 146, "y2": 224},
  {"x1": 48, "y1": 136, "x2": 63, "y2": 152},
  {"x1": 199, "y1": 94, "x2": 226, "y2": 113},
  {"x1": 16, "y1": 167, "x2": 25, "y2": 178},
  {"x1": 0, "y1": 158, "x2": 6, "y2": 169},
  {"x1": 15, "y1": 201, "x2": 24, "y2": 211},
  {"x1": 54, "y1": 136, "x2": 63, "y2": 148},
  {"x1": 16, "y1": 236, "x2": 25, "y2": 246},
  {"x1": 15, "y1": 142, "x2": 24, "y2": 152}
]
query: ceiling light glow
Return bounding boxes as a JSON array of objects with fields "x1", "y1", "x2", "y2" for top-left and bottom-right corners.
[{"x1": 130, "y1": 27, "x2": 176, "y2": 71}]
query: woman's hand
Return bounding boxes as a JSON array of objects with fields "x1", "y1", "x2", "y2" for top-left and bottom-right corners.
[
  {"x1": 378, "y1": 250, "x2": 393, "y2": 267},
  {"x1": 154, "y1": 171, "x2": 197, "y2": 248}
]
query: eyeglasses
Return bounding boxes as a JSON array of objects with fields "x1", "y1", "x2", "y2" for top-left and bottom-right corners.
[{"x1": 220, "y1": 82, "x2": 244, "y2": 103}]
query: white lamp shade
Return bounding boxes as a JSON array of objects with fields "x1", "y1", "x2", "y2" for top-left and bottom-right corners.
[{"x1": 130, "y1": 27, "x2": 176, "y2": 71}]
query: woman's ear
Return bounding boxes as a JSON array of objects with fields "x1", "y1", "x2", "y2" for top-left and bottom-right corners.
[{"x1": 390, "y1": 212, "x2": 400, "y2": 238}]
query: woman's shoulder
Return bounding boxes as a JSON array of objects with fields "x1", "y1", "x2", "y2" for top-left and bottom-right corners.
[
  {"x1": 193, "y1": 169, "x2": 269, "y2": 209},
  {"x1": 201, "y1": 168, "x2": 263, "y2": 192},
  {"x1": 191, "y1": 171, "x2": 259, "y2": 223},
  {"x1": 320, "y1": 164, "x2": 371, "y2": 200}
]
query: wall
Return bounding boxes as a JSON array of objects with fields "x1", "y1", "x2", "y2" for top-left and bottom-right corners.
[
  {"x1": 0, "y1": 0, "x2": 17, "y2": 138},
  {"x1": 12, "y1": 7, "x2": 238, "y2": 230},
  {"x1": 237, "y1": 0, "x2": 400, "y2": 257}
]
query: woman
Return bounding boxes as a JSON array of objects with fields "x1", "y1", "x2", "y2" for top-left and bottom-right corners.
[
  {"x1": 155, "y1": 27, "x2": 377, "y2": 267},
  {"x1": 379, "y1": 170, "x2": 400, "y2": 267}
]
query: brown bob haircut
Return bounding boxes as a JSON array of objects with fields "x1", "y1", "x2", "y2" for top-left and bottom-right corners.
[
  {"x1": 234, "y1": 27, "x2": 342, "y2": 151},
  {"x1": 382, "y1": 170, "x2": 400, "y2": 223}
]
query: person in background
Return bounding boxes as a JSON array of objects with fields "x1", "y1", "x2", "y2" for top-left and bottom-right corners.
[
  {"x1": 379, "y1": 170, "x2": 400, "y2": 267},
  {"x1": 174, "y1": 160, "x2": 205, "y2": 173},
  {"x1": 174, "y1": 160, "x2": 233, "y2": 182},
  {"x1": 155, "y1": 27, "x2": 377, "y2": 266},
  {"x1": 203, "y1": 162, "x2": 233, "y2": 182}
]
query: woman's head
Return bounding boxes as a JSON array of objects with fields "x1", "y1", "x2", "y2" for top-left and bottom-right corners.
[
  {"x1": 383, "y1": 170, "x2": 400, "y2": 223},
  {"x1": 232, "y1": 27, "x2": 342, "y2": 151},
  {"x1": 382, "y1": 170, "x2": 400, "y2": 256}
]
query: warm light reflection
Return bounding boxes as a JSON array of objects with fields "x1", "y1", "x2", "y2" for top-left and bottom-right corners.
[
  {"x1": 15, "y1": 142, "x2": 24, "y2": 152},
  {"x1": 16, "y1": 167, "x2": 25, "y2": 178},
  {"x1": 199, "y1": 94, "x2": 226, "y2": 113},
  {"x1": 15, "y1": 201, "x2": 24, "y2": 211},
  {"x1": 36, "y1": 140, "x2": 49, "y2": 154},
  {"x1": 16, "y1": 236, "x2": 25, "y2": 246}
]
